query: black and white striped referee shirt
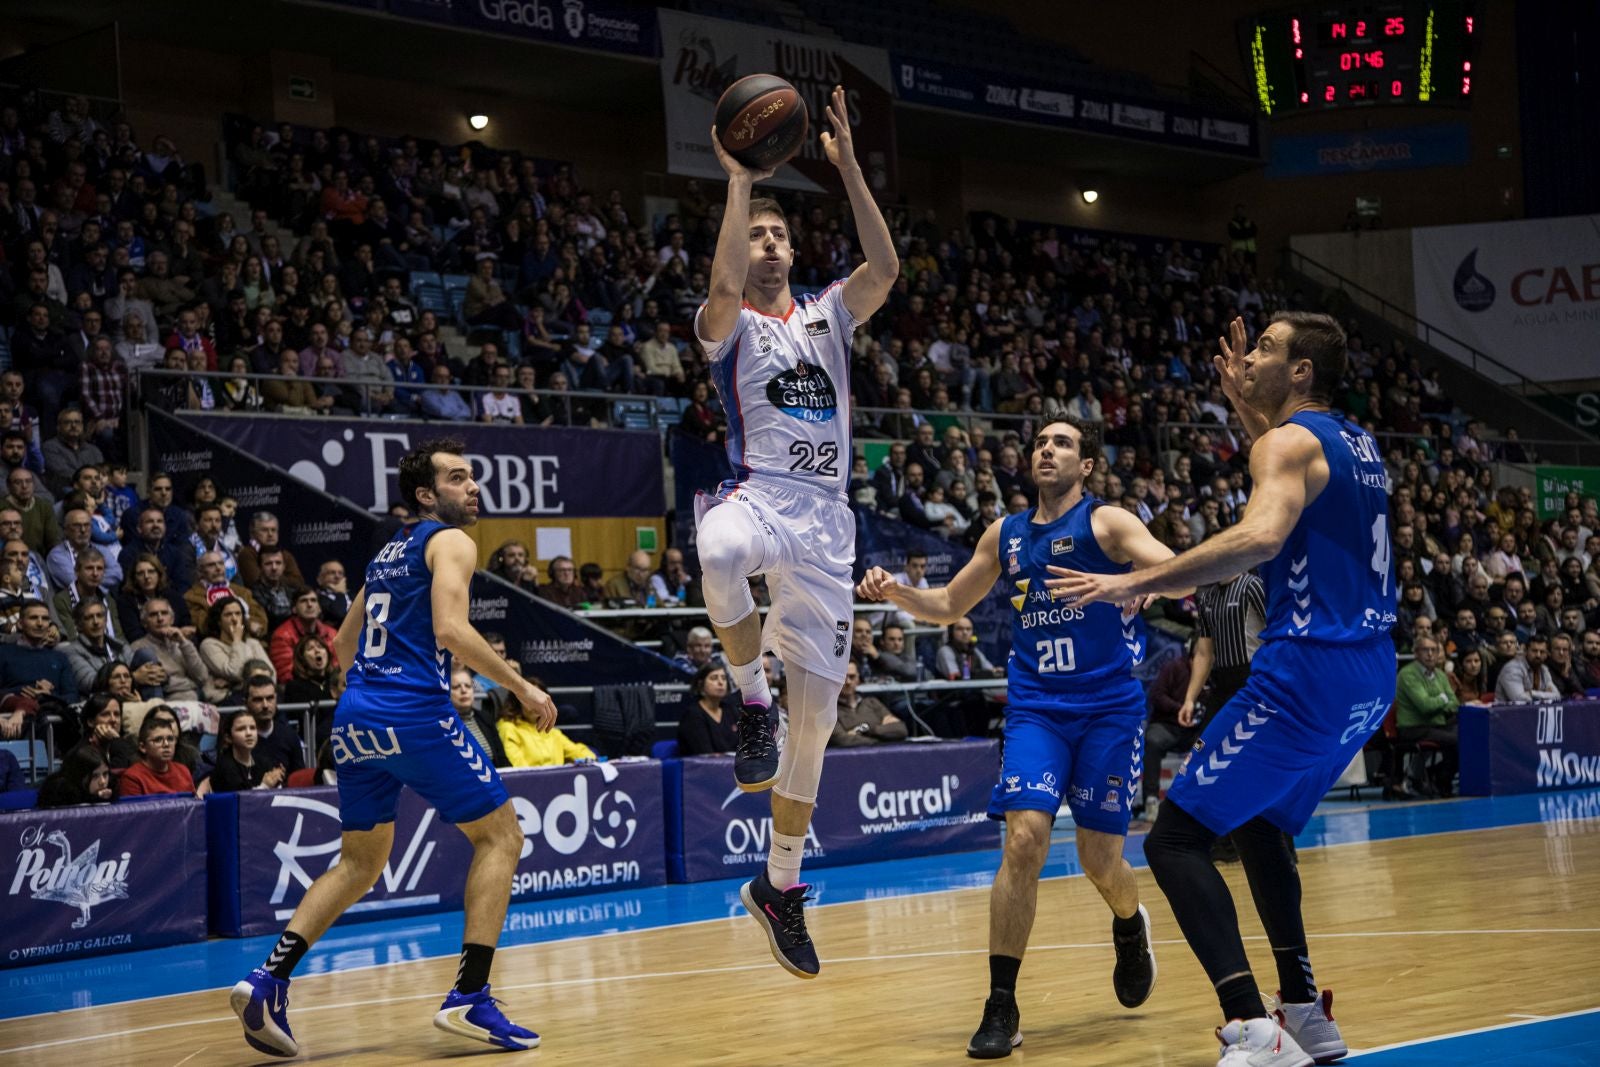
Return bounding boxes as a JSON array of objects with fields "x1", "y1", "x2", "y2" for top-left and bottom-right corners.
[{"x1": 1194, "y1": 571, "x2": 1267, "y2": 669}]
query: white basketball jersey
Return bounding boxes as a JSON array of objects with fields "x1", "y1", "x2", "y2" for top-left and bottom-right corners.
[{"x1": 695, "y1": 279, "x2": 858, "y2": 498}]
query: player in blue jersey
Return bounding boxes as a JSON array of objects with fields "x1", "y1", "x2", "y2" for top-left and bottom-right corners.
[
  {"x1": 858, "y1": 418, "x2": 1185, "y2": 1059},
  {"x1": 1049, "y1": 314, "x2": 1396, "y2": 1067},
  {"x1": 230, "y1": 439, "x2": 557, "y2": 1057}
]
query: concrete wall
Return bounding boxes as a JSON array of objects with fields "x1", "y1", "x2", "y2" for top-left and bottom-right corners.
[{"x1": 1288, "y1": 229, "x2": 1417, "y2": 316}]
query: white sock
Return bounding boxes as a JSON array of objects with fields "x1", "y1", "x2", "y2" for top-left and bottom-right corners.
[
  {"x1": 728, "y1": 657, "x2": 771, "y2": 709},
  {"x1": 766, "y1": 830, "x2": 805, "y2": 889}
]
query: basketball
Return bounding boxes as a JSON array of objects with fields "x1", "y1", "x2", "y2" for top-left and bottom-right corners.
[{"x1": 714, "y1": 73, "x2": 808, "y2": 171}]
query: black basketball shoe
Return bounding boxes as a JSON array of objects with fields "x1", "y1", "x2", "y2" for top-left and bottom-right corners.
[
  {"x1": 740, "y1": 869, "x2": 819, "y2": 978},
  {"x1": 733, "y1": 704, "x2": 779, "y2": 791},
  {"x1": 1112, "y1": 903, "x2": 1158, "y2": 1008},
  {"x1": 966, "y1": 990, "x2": 1022, "y2": 1058}
]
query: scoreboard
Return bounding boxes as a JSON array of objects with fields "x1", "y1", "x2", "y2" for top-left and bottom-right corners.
[{"x1": 1240, "y1": 1, "x2": 1477, "y2": 114}]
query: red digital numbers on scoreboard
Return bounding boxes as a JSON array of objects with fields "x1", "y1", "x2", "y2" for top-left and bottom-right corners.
[
  {"x1": 1325, "y1": 84, "x2": 1337, "y2": 102},
  {"x1": 1391, "y1": 79, "x2": 1403, "y2": 96},
  {"x1": 1340, "y1": 50, "x2": 1385, "y2": 70},
  {"x1": 1347, "y1": 81, "x2": 1369, "y2": 99},
  {"x1": 1385, "y1": 17, "x2": 1405, "y2": 36},
  {"x1": 1330, "y1": 21, "x2": 1346, "y2": 38}
]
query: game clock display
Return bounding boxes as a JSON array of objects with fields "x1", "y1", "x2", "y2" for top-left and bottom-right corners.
[{"x1": 1240, "y1": 1, "x2": 1477, "y2": 115}]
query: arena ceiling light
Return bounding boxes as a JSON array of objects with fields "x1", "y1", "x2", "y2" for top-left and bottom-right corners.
[
  {"x1": 1078, "y1": 183, "x2": 1100, "y2": 204},
  {"x1": 468, "y1": 114, "x2": 489, "y2": 131}
]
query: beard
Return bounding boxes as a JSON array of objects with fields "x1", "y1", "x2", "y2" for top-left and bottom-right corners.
[{"x1": 431, "y1": 495, "x2": 478, "y2": 527}]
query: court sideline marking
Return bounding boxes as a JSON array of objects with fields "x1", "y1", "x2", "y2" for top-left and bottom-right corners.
[
  {"x1": 4, "y1": 926, "x2": 1598, "y2": 1056},
  {"x1": 1345, "y1": 1005, "x2": 1600, "y2": 1060}
]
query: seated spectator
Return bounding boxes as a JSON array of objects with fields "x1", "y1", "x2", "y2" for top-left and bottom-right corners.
[
  {"x1": 282, "y1": 633, "x2": 342, "y2": 709},
  {"x1": 537, "y1": 555, "x2": 585, "y2": 609},
  {"x1": 0, "y1": 557, "x2": 28, "y2": 634},
  {"x1": 52, "y1": 548, "x2": 125, "y2": 642},
  {"x1": 1579, "y1": 630, "x2": 1600, "y2": 690},
  {"x1": 62, "y1": 598, "x2": 133, "y2": 694},
  {"x1": 1395, "y1": 636, "x2": 1460, "y2": 797},
  {"x1": 1142, "y1": 638, "x2": 1201, "y2": 817},
  {"x1": 116, "y1": 711, "x2": 195, "y2": 797},
  {"x1": 449, "y1": 667, "x2": 504, "y2": 767},
  {"x1": 0, "y1": 600, "x2": 80, "y2": 704},
  {"x1": 49, "y1": 508, "x2": 123, "y2": 591},
  {"x1": 118, "y1": 552, "x2": 194, "y2": 641},
  {"x1": 673, "y1": 626, "x2": 719, "y2": 672},
  {"x1": 199, "y1": 596, "x2": 275, "y2": 702},
  {"x1": 497, "y1": 699, "x2": 595, "y2": 768},
  {"x1": 63, "y1": 692, "x2": 128, "y2": 768},
  {"x1": 185, "y1": 551, "x2": 268, "y2": 639},
  {"x1": 116, "y1": 506, "x2": 194, "y2": 599},
  {"x1": 37, "y1": 744, "x2": 115, "y2": 808},
  {"x1": 5, "y1": 467, "x2": 59, "y2": 552},
  {"x1": 252, "y1": 547, "x2": 299, "y2": 631},
  {"x1": 208, "y1": 708, "x2": 286, "y2": 792},
  {"x1": 487, "y1": 539, "x2": 539, "y2": 593},
  {"x1": 651, "y1": 547, "x2": 697, "y2": 606},
  {"x1": 188, "y1": 503, "x2": 238, "y2": 580},
  {"x1": 263, "y1": 347, "x2": 326, "y2": 414},
  {"x1": 1547, "y1": 632, "x2": 1585, "y2": 698},
  {"x1": 1494, "y1": 633, "x2": 1561, "y2": 704},
  {"x1": 1448, "y1": 647, "x2": 1491, "y2": 705},
  {"x1": 42, "y1": 407, "x2": 106, "y2": 498},
  {"x1": 420, "y1": 363, "x2": 475, "y2": 421},
  {"x1": 315, "y1": 560, "x2": 354, "y2": 627},
  {"x1": 236, "y1": 510, "x2": 306, "y2": 588},
  {"x1": 270, "y1": 587, "x2": 339, "y2": 678},
  {"x1": 677, "y1": 664, "x2": 739, "y2": 755},
  {"x1": 478, "y1": 363, "x2": 523, "y2": 424},
  {"x1": 2, "y1": 537, "x2": 50, "y2": 605},
  {"x1": 830, "y1": 661, "x2": 907, "y2": 747},
  {"x1": 636, "y1": 320, "x2": 686, "y2": 393},
  {"x1": 128, "y1": 598, "x2": 207, "y2": 701},
  {"x1": 244, "y1": 674, "x2": 306, "y2": 774},
  {"x1": 465, "y1": 253, "x2": 522, "y2": 331}
]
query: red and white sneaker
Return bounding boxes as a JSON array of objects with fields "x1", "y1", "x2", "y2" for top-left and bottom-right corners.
[
  {"x1": 1273, "y1": 990, "x2": 1347, "y2": 1063},
  {"x1": 1215, "y1": 1017, "x2": 1313, "y2": 1067}
]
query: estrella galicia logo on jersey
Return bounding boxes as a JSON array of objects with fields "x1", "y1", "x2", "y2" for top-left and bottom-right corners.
[
  {"x1": 766, "y1": 361, "x2": 838, "y2": 424},
  {"x1": 804, "y1": 318, "x2": 831, "y2": 337},
  {"x1": 1050, "y1": 536, "x2": 1074, "y2": 555},
  {"x1": 833, "y1": 619, "x2": 849, "y2": 657}
]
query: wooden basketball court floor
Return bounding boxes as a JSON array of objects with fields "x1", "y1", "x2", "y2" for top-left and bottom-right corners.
[{"x1": 3, "y1": 789, "x2": 1598, "y2": 1067}]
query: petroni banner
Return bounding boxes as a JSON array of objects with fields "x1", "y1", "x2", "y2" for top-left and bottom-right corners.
[
  {"x1": 1411, "y1": 214, "x2": 1600, "y2": 384},
  {"x1": 2, "y1": 799, "x2": 207, "y2": 967}
]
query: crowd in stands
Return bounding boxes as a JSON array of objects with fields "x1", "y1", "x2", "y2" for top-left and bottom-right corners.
[{"x1": 2, "y1": 89, "x2": 1589, "y2": 810}]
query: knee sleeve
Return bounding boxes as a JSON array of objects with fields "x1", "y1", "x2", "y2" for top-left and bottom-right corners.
[
  {"x1": 773, "y1": 663, "x2": 839, "y2": 805},
  {"x1": 696, "y1": 502, "x2": 767, "y2": 628}
]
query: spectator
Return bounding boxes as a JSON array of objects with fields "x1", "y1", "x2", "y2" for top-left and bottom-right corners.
[
  {"x1": 605, "y1": 550, "x2": 656, "y2": 607},
  {"x1": 1447, "y1": 646, "x2": 1491, "y2": 705},
  {"x1": 208, "y1": 708, "x2": 286, "y2": 792},
  {"x1": 650, "y1": 547, "x2": 696, "y2": 606},
  {"x1": 62, "y1": 598, "x2": 135, "y2": 695},
  {"x1": 3, "y1": 536, "x2": 49, "y2": 604},
  {"x1": 448, "y1": 667, "x2": 503, "y2": 767},
  {"x1": 66, "y1": 693, "x2": 137, "y2": 771},
  {"x1": 116, "y1": 506, "x2": 193, "y2": 598},
  {"x1": 188, "y1": 503, "x2": 238, "y2": 580},
  {"x1": 282, "y1": 633, "x2": 342, "y2": 708},
  {"x1": 314, "y1": 560, "x2": 354, "y2": 627},
  {"x1": 1394, "y1": 636, "x2": 1460, "y2": 797},
  {"x1": 118, "y1": 552, "x2": 193, "y2": 640},
  {"x1": 244, "y1": 675, "x2": 305, "y2": 774},
  {"x1": 116, "y1": 712, "x2": 195, "y2": 797},
  {"x1": 1142, "y1": 639, "x2": 1201, "y2": 818},
  {"x1": 49, "y1": 509, "x2": 123, "y2": 591},
  {"x1": 479, "y1": 363, "x2": 523, "y2": 423},
  {"x1": 537, "y1": 555, "x2": 584, "y2": 609},
  {"x1": 0, "y1": 600, "x2": 80, "y2": 704},
  {"x1": 199, "y1": 596, "x2": 274, "y2": 702},
  {"x1": 269, "y1": 586, "x2": 339, "y2": 678},
  {"x1": 937, "y1": 616, "x2": 1003, "y2": 680},
  {"x1": 830, "y1": 661, "x2": 907, "y2": 747},
  {"x1": 52, "y1": 548, "x2": 124, "y2": 641},
  {"x1": 497, "y1": 698, "x2": 594, "y2": 768},
  {"x1": 251, "y1": 547, "x2": 298, "y2": 631},
  {"x1": 128, "y1": 598, "x2": 207, "y2": 701},
  {"x1": 185, "y1": 551, "x2": 268, "y2": 639},
  {"x1": 78, "y1": 341, "x2": 129, "y2": 461},
  {"x1": 420, "y1": 363, "x2": 474, "y2": 420},
  {"x1": 677, "y1": 663, "x2": 739, "y2": 756},
  {"x1": 1494, "y1": 634, "x2": 1561, "y2": 704},
  {"x1": 236, "y1": 511, "x2": 306, "y2": 588},
  {"x1": 673, "y1": 626, "x2": 719, "y2": 672},
  {"x1": 37, "y1": 744, "x2": 115, "y2": 808},
  {"x1": 5, "y1": 467, "x2": 59, "y2": 552},
  {"x1": 263, "y1": 347, "x2": 325, "y2": 414},
  {"x1": 1547, "y1": 632, "x2": 1585, "y2": 699},
  {"x1": 465, "y1": 253, "x2": 522, "y2": 331},
  {"x1": 1579, "y1": 630, "x2": 1600, "y2": 690},
  {"x1": 636, "y1": 320, "x2": 686, "y2": 393}
]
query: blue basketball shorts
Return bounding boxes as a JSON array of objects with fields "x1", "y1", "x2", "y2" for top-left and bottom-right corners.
[
  {"x1": 988, "y1": 676, "x2": 1146, "y2": 836},
  {"x1": 1166, "y1": 637, "x2": 1396, "y2": 836},
  {"x1": 330, "y1": 684, "x2": 507, "y2": 832}
]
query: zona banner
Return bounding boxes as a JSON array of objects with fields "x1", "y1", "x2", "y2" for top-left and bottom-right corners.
[
  {"x1": 658, "y1": 9, "x2": 897, "y2": 194},
  {"x1": 1411, "y1": 214, "x2": 1600, "y2": 384}
]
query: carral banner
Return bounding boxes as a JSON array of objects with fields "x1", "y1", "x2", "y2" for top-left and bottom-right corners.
[
  {"x1": 658, "y1": 9, "x2": 897, "y2": 193},
  {"x1": 668, "y1": 740, "x2": 999, "y2": 882},
  {"x1": 892, "y1": 55, "x2": 1258, "y2": 159},
  {"x1": 2, "y1": 799, "x2": 206, "y2": 967},
  {"x1": 224, "y1": 761, "x2": 664, "y2": 936},
  {"x1": 1411, "y1": 214, "x2": 1600, "y2": 384},
  {"x1": 1460, "y1": 702, "x2": 1600, "y2": 796},
  {"x1": 385, "y1": 0, "x2": 657, "y2": 57}
]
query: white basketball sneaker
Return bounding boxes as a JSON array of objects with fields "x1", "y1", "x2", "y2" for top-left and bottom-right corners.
[
  {"x1": 1215, "y1": 1017, "x2": 1313, "y2": 1067},
  {"x1": 1273, "y1": 990, "x2": 1347, "y2": 1063}
]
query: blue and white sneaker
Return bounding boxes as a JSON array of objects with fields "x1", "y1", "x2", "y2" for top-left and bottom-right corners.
[
  {"x1": 229, "y1": 967, "x2": 298, "y2": 1057},
  {"x1": 434, "y1": 985, "x2": 542, "y2": 1050}
]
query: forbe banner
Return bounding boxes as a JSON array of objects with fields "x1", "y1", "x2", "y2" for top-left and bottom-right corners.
[
  {"x1": 2, "y1": 799, "x2": 206, "y2": 967},
  {"x1": 668, "y1": 740, "x2": 1000, "y2": 882},
  {"x1": 225, "y1": 762, "x2": 665, "y2": 937},
  {"x1": 658, "y1": 9, "x2": 897, "y2": 193},
  {"x1": 1411, "y1": 214, "x2": 1600, "y2": 384}
]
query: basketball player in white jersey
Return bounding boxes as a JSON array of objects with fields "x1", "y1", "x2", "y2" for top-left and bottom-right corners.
[{"x1": 697, "y1": 85, "x2": 898, "y2": 978}]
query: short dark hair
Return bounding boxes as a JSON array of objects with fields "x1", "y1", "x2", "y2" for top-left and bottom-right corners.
[
  {"x1": 246, "y1": 673, "x2": 276, "y2": 692},
  {"x1": 906, "y1": 550, "x2": 928, "y2": 563},
  {"x1": 398, "y1": 437, "x2": 466, "y2": 512},
  {"x1": 748, "y1": 197, "x2": 786, "y2": 226},
  {"x1": 1527, "y1": 634, "x2": 1549, "y2": 648},
  {"x1": 1035, "y1": 417, "x2": 1102, "y2": 476},
  {"x1": 1271, "y1": 311, "x2": 1347, "y2": 402}
]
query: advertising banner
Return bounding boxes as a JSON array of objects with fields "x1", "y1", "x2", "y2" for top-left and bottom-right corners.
[
  {"x1": 669, "y1": 740, "x2": 1000, "y2": 882},
  {"x1": 385, "y1": 0, "x2": 657, "y2": 57},
  {"x1": 1411, "y1": 214, "x2": 1600, "y2": 384},
  {"x1": 1459, "y1": 702, "x2": 1600, "y2": 796},
  {"x1": 2, "y1": 799, "x2": 207, "y2": 967},
  {"x1": 1533, "y1": 466, "x2": 1600, "y2": 520},
  {"x1": 1266, "y1": 122, "x2": 1469, "y2": 178},
  {"x1": 658, "y1": 9, "x2": 897, "y2": 193},
  {"x1": 227, "y1": 761, "x2": 664, "y2": 936},
  {"x1": 892, "y1": 56, "x2": 1258, "y2": 158}
]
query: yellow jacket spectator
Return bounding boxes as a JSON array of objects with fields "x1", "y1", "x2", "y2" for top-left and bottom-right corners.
[{"x1": 497, "y1": 712, "x2": 596, "y2": 768}]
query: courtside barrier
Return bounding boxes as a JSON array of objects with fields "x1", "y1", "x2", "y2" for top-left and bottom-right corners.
[{"x1": 1459, "y1": 701, "x2": 1600, "y2": 796}]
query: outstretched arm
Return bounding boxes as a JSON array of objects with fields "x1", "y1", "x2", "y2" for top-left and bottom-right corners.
[
  {"x1": 1048, "y1": 424, "x2": 1318, "y2": 604},
  {"x1": 1092, "y1": 504, "x2": 1195, "y2": 598},
  {"x1": 820, "y1": 85, "x2": 898, "y2": 322},
  {"x1": 857, "y1": 519, "x2": 1003, "y2": 625}
]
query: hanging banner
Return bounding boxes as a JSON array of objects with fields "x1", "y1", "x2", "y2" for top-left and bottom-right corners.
[
  {"x1": 1266, "y1": 122, "x2": 1469, "y2": 178},
  {"x1": 668, "y1": 739, "x2": 1000, "y2": 882},
  {"x1": 224, "y1": 761, "x2": 664, "y2": 937},
  {"x1": 382, "y1": 0, "x2": 657, "y2": 57},
  {"x1": 2, "y1": 799, "x2": 207, "y2": 968},
  {"x1": 658, "y1": 9, "x2": 897, "y2": 194},
  {"x1": 1411, "y1": 214, "x2": 1600, "y2": 384}
]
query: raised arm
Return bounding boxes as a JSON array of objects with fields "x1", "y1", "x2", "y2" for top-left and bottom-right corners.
[
  {"x1": 1049, "y1": 423, "x2": 1321, "y2": 604},
  {"x1": 1215, "y1": 316, "x2": 1273, "y2": 442},
  {"x1": 856, "y1": 519, "x2": 1004, "y2": 625},
  {"x1": 702, "y1": 132, "x2": 777, "y2": 345},
  {"x1": 820, "y1": 85, "x2": 898, "y2": 322}
]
